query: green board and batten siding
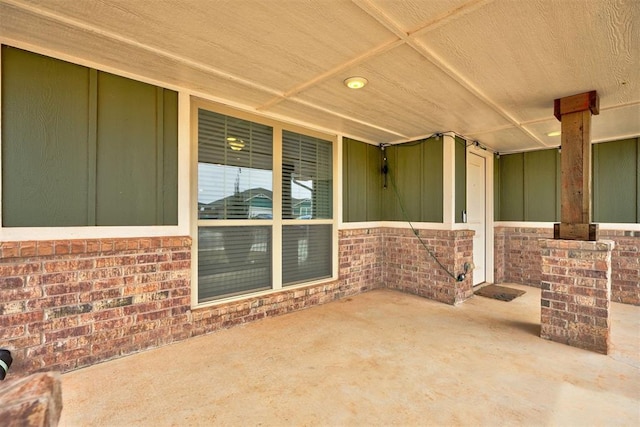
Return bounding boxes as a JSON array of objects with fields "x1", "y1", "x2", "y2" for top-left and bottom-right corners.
[
  {"x1": 593, "y1": 138, "x2": 640, "y2": 223},
  {"x1": 343, "y1": 138, "x2": 638, "y2": 224},
  {"x1": 2, "y1": 47, "x2": 92, "y2": 226},
  {"x1": 342, "y1": 139, "x2": 383, "y2": 221},
  {"x1": 343, "y1": 137, "x2": 442, "y2": 223},
  {"x1": 523, "y1": 149, "x2": 559, "y2": 222},
  {"x1": 495, "y1": 149, "x2": 560, "y2": 222},
  {"x1": 497, "y1": 152, "x2": 525, "y2": 221},
  {"x1": 1, "y1": 46, "x2": 178, "y2": 227},
  {"x1": 495, "y1": 139, "x2": 639, "y2": 223}
]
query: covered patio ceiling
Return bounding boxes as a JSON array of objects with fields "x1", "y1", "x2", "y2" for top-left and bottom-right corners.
[{"x1": 0, "y1": 0, "x2": 638, "y2": 153}]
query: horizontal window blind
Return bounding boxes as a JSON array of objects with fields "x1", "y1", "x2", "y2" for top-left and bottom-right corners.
[
  {"x1": 198, "y1": 226, "x2": 272, "y2": 302},
  {"x1": 282, "y1": 224, "x2": 332, "y2": 286},
  {"x1": 282, "y1": 130, "x2": 332, "y2": 219},
  {"x1": 198, "y1": 109, "x2": 273, "y2": 220}
]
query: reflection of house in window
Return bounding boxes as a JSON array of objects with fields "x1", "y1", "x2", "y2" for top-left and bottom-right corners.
[
  {"x1": 199, "y1": 188, "x2": 270, "y2": 219},
  {"x1": 247, "y1": 192, "x2": 273, "y2": 219},
  {"x1": 199, "y1": 187, "x2": 312, "y2": 220},
  {"x1": 294, "y1": 199, "x2": 311, "y2": 218}
]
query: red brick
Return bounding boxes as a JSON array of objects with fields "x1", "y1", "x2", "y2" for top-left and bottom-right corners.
[
  {"x1": 45, "y1": 325, "x2": 91, "y2": 341},
  {"x1": 0, "y1": 324, "x2": 26, "y2": 339},
  {"x1": 0, "y1": 241, "x2": 20, "y2": 258},
  {"x1": 0, "y1": 276, "x2": 24, "y2": 290},
  {"x1": 19, "y1": 241, "x2": 37, "y2": 257},
  {"x1": 36, "y1": 241, "x2": 55, "y2": 256}
]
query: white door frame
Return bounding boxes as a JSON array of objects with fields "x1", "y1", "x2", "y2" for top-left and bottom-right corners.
[{"x1": 466, "y1": 145, "x2": 494, "y2": 285}]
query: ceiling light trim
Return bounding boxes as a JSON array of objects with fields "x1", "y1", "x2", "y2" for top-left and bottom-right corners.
[{"x1": 344, "y1": 76, "x2": 368, "y2": 89}]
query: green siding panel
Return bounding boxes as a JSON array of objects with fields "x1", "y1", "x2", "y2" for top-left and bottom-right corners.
[
  {"x1": 593, "y1": 138, "x2": 638, "y2": 223},
  {"x1": 395, "y1": 144, "x2": 422, "y2": 221},
  {"x1": 422, "y1": 138, "x2": 443, "y2": 222},
  {"x1": 162, "y1": 90, "x2": 179, "y2": 225},
  {"x1": 499, "y1": 153, "x2": 524, "y2": 220},
  {"x1": 454, "y1": 137, "x2": 466, "y2": 223},
  {"x1": 524, "y1": 150, "x2": 558, "y2": 221},
  {"x1": 2, "y1": 46, "x2": 179, "y2": 227},
  {"x1": 343, "y1": 138, "x2": 442, "y2": 223},
  {"x1": 1, "y1": 46, "x2": 90, "y2": 227},
  {"x1": 382, "y1": 145, "x2": 400, "y2": 220},
  {"x1": 96, "y1": 72, "x2": 159, "y2": 226},
  {"x1": 342, "y1": 138, "x2": 369, "y2": 222},
  {"x1": 494, "y1": 141, "x2": 639, "y2": 224}
]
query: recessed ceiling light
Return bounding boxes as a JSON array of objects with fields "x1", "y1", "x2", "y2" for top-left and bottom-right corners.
[
  {"x1": 344, "y1": 76, "x2": 368, "y2": 89},
  {"x1": 547, "y1": 131, "x2": 561, "y2": 137}
]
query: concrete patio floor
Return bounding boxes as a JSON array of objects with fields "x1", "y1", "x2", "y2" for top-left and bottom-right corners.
[{"x1": 59, "y1": 284, "x2": 639, "y2": 426}]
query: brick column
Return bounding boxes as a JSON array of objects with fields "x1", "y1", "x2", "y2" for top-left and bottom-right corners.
[{"x1": 539, "y1": 239, "x2": 614, "y2": 354}]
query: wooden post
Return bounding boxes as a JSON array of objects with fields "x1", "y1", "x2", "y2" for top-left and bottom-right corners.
[{"x1": 553, "y1": 91, "x2": 599, "y2": 241}]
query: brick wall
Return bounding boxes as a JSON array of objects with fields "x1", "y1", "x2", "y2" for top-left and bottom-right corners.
[
  {"x1": 384, "y1": 228, "x2": 474, "y2": 305},
  {"x1": 0, "y1": 237, "x2": 192, "y2": 378},
  {"x1": 600, "y1": 230, "x2": 640, "y2": 305},
  {"x1": 540, "y1": 239, "x2": 614, "y2": 354},
  {"x1": 1, "y1": 229, "x2": 384, "y2": 379},
  {"x1": 495, "y1": 226, "x2": 640, "y2": 305},
  {"x1": 10, "y1": 225, "x2": 636, "y2": 378},
  {"x1": 494, "y1": 227, "x2": 553, "y2": 287}
]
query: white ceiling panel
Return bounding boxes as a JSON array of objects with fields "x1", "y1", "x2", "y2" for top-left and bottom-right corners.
[
  {"x1": 591, "y1": 103, "x2": 640, "y2": 143},
  {"x1": 0, "y1": 2, "x2": 279, "y2": 108},
  {"x1": 0, "y1": 0, "x2": 638, "y2": 152},
  {"x1": 419, "y1": 0, "x2": 640, "y2": 123},
  {"x1": 14, "y1": 0, "x2": 395, "y2": 91},
  {"x1": 363, "y1": 0, "x2": 484, "y2": 32},
  {"x1": 291, "y1": 44, "x2": 513, "y2": 139}
]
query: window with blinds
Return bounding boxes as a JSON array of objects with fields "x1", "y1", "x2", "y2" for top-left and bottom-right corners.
[
  {"x1": 196, "y1": 105, "x2": 334, "y2": 303},
  {"x1": 198, "y1": 109, "x2": 273, "y2": 220},
  {"x1": 282, "y1": 224, "x2": 332, "y2": 286},
  {"x1": 197, "y1": 109, "x2": 274, "y2": 302},
  {"x1": 282, "y1": 131, "x2": 333, "y2": 285},
  {"x1": 198, "y1": 226, "x2": 272, "y2": 301}
]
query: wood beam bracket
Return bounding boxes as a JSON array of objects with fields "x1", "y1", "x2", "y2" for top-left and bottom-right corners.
[
  {"x1": 554, "y1": 223, "x2": 598, "y2": 241},
  {"x1": 554, "y1": 90, "x2": 599, "y2": 121}
]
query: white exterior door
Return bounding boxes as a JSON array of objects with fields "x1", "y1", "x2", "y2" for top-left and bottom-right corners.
[{"x1": 467, "y1": 152, "x2": 486, "y2": 285}]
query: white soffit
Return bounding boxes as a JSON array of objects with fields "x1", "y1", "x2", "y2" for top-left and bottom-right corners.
[
  {"x1": 0, "y1": 0, "x2": 638, "y2": 152},
  {"x1": 421, "y1": 0, "x2": 639, "y2": 123}
]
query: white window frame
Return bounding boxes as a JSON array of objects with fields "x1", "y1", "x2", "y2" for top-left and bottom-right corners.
[{"x1": 190, "y1": 98, "x2": 338, "y2": 308}]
